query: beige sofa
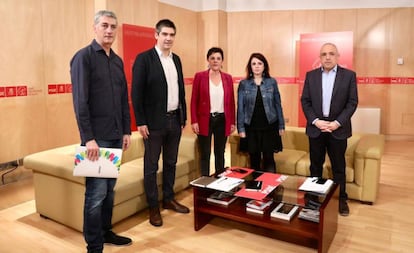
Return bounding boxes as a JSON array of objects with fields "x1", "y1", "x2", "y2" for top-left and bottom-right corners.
[
  {"x1": 229, "y1": 126, "x2": 385, "y2": 204},
  {"x1": 23, "y1": 132, "x2": 199, "y2": 232}
]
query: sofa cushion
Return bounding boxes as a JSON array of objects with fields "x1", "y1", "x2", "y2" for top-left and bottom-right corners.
[
  {"x1": 113, "y1": 154, "x2": 196, "y2": 205},
  {"x1": 295, "y1": 154, "x2": 355, "y2": 183},
  {"x1": 122, "y1": 132, "x2": 144, "y2": 163},
  {"x1": 295, "y1": 154, "x2": 330, "y2": 177},
  {"x1": 274, "y1": 149, "x2": 307, "y2": 175},
  {"x1": 23, "y1": 145, "x2": 85, "y2": 185}
]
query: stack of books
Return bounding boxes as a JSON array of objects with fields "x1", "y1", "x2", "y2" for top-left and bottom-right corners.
[
  {"x1": 207, "y1": 191, "x2": 238, "y2": 207},
  {"x1": 298, "y1": 208, "x2": 320, "y2": 223},
  {"x1": 245, "y1": 198, "x2": 273, "y2": 215},
  {"x1": 270, "y1": 202, "x2": 299, "y2": 221}
]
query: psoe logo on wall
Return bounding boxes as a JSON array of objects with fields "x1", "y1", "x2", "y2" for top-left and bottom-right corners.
[
  {"x1": 0, "y1": 85, "x2": 28, "y2": 98},
  {"x1": 48, "y1": 84, "x2": 72, "y2": 94}
]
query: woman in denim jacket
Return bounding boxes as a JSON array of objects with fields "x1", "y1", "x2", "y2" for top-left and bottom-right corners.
[{"x1": 237, "y1": 53, "x2": 285, "y2": 172}]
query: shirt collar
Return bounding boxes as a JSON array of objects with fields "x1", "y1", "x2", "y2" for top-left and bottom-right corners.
[
  {"x1": 321, "y1": 65, "x2": 338, "y2": 73},
  {"x1": 91, "y1": 39, "x2": 113, "y2": 56},
  {"x1": 155, "y1": 46, "x2": 172, "y2": 58}
]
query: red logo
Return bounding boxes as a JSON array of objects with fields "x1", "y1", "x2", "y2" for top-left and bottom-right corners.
[
  {"x1": 48, "y1": 84, "x2": 57, "y2": 94},
  {"x1": 58, "y1": 84, "x2": 66, "y2": 93},
  {"x1": 0, "y1": 87, "x2": 5, "y2": 98},
  {"x1": 17, "y1": 86, "x2": 28, "y2": 96},
  {"x1": 66, "y1": 84, "x2": 72, "y2": 93},
  {"x1": 6, "y1": 86, "x2": 16, "y2": 97}
]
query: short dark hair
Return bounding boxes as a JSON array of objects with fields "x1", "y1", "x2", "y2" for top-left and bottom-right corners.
[
  {"x1": 245, "y1": 52, "x2": 271, "y2": 79},
  {"x1": 206, "y1": 47, "x2": 224, "y2": 60},
  {"x1": 155, "y1": 19, "x2": 176, "y2": 34}
]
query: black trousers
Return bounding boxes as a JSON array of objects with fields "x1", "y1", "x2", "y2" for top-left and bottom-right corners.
[
  {"x1": 143, "y1": 114, "x2": 182, "y2": 208},
  {"x1": 309, "y1": 132, "x2": 348, "y2": 200},
  {"x1": 197, "y1": 114, "x2": 227, "y2": 176},
  {"x1": 249, "y1": 151, "x2": 276, "y2": 173}
]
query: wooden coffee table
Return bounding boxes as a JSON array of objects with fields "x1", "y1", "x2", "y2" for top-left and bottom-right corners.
[{"x1": 192, "y1": 176, "x2": 339, "y2": 253}]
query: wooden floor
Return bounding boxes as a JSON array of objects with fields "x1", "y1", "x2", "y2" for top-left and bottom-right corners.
[{"x1": 1, "y1": 140, "x2": 414, "y2": 253}]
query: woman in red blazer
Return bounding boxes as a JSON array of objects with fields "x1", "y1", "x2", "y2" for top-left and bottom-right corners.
[{"x1": 191, "y1": 47, "x2": 236, "y2": 176}]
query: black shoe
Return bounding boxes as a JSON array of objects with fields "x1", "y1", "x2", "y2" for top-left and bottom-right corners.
[
  {"x1": 339, "y1": 200, "x2": 350, "y2": 216},
  {"x1": 163, "y1": 199, "x2": 190, "y2": 213},
  {"x1": 104, "y1": 231, "x2": 132, "y2": 246}
]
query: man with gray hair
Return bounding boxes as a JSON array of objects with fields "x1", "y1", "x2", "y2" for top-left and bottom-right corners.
[{"x1": 70, "y1": 10, "x2": 132, "y2": 253}]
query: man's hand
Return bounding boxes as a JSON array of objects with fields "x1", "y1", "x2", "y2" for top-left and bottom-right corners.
[
  {"x1": 122, "y1": 134, "x2": 131, "y2": 151},
  {"x1": 85, "y1": 139, "x2": 99, "y2": 161},
  {"x1": 315, "y1": 120, "x2": 340, "y2": 132},
  {"x1": 315, "y1": 119, "x2": 332, "y2": 133},
  {"x1": 326, "y1": 121, "x2": 340, "y2": 132},
  {"x1": 138, "y1": 125, "x2": 149, "y2": 139}
]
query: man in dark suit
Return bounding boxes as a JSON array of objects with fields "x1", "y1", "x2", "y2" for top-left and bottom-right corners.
[
  {"x1": 131, "y1": 19, "x2": 189, "y2": 227},
  {"x1": 301, "y1": 43, "x2": 358, "y2": 216}
]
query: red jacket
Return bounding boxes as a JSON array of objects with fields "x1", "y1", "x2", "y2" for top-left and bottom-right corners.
[{"x1": 190, "y1": 69, "x2": 236, "y2": 136}]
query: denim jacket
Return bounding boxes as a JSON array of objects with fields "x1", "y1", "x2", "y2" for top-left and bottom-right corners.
[{"x1": 237, "y1": 77, "x2": 285, "y2": 133}]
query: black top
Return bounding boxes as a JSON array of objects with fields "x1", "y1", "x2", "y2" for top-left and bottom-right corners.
[
  {"x1": 70, "y1": 39, "x2": 131, "y2": 144},
  {"x1": 250, "y1": 88, "x2": 269, "y2": 129}
]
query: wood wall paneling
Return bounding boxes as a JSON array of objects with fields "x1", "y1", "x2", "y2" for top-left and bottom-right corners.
[
  {"x1": 389, "y1": 86, "x2": 414, "y2": 135},
  {"x1": 1, "y1": 1, "x2": 45, "y2": 162},
  {"x1": 41, "y1": 0, "x2": 93, "y2": 149},
  {"x1": 158, "y1": 3, "x2": 198, "y2": 77},
  {"x1": 227, "y1": 12, "x2": 264, "y2": 77},
  {"x1": 355, "y1": 8, "x2": 391, "y2": 76},
  {"x1": 323, "y1": 9, "x2": 358, "y2": 33},
  {"x1": 262, "y1": 11, "x2": 295, "y2": 77},
  {"x1": 197, "y1": 11, "x2": 220, "y2": 71},
  {"x1": 389, "y1": 8, "x2": 413, "y2": 76},
  {"x1": 356, "y1": 85, "x2": 389, "y2": 134}
]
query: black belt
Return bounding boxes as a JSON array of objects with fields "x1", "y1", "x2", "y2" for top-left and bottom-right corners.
[
  {"x1": 210, "y1": 112, "x2": 224, "y2": 117},
  {"x1": 166, "y1": 109, "x2": 179, "y2": 116}
]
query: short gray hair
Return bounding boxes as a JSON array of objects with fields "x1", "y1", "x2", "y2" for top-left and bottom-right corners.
[{"x1": 94, "y1": 10, "x2": 117, "y2": 25}]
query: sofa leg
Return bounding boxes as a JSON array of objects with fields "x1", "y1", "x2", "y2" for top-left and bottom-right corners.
[{"x1": 360, "y1": 201, "x2": 373, "y2": 205}]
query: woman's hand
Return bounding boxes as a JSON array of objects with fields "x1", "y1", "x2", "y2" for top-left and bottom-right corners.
[{"x1": 191, "y1": 123, "x2": 199, "y2": 135}]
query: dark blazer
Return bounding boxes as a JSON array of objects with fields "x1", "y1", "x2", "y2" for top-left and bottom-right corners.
[
  {"x1": 131, "y1": 47, "x2": 187, "y2": 130},
  {"x1": 301, "y1": 65, "x2": 358, "y2": 140},
  {"x1": 190, "y1": 69, "x2": 235, "y2": 137}
]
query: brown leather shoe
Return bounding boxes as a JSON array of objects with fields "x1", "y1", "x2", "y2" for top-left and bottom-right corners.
[
  {"x1": 149, "y1": 207, "x2": 163, "y2": 226},
  {"x1": 162, "y1": 199, "x2": 190, "y2": 213}
]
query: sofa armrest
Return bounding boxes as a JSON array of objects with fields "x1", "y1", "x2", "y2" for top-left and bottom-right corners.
[
  {"x1": 353, "y1": 134, "x2": 385, "y2": 203},
  {"x1": 354, "y1": 134, "x2": 385, "y2": 159},
  {"x1": 122, "y1": 132, "x2": 144, "y2": 163}
]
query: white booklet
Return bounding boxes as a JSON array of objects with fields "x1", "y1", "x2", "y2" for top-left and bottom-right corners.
[
  {"x1": 206, "y1": 176, "x2": 244, "y2": 192},
  {"x1": 73, "y1": 146, "x2": 122, "y2": 178},
  {"x1": 298, "y1": 177, "x2": 333, "y2": 195}
]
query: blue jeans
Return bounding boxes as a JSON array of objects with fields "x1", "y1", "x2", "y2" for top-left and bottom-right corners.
[{"x1": 83, "y1": 139, "x2": 122, "y2": 252}]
